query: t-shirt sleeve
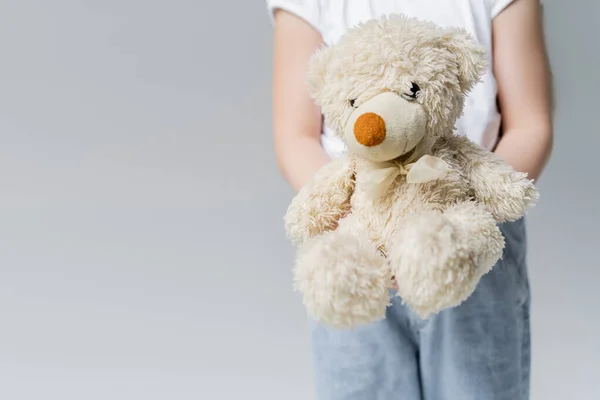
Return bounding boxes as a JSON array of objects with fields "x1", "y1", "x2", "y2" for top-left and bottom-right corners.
[
  {"x1": 490, "y1": 0, "x2": 543, "y2": 19},
  {"x1": 266, "y1": 0, "x2": 322, "y2": 35}
]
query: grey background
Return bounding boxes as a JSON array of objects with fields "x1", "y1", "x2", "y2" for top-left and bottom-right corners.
[{"x1": 0, "y1": 0, "x2": 597, "y2": 399}]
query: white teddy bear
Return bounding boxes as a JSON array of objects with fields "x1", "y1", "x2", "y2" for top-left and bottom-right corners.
[{"x1": 284, "y1": 14, "x2": 539, "y2": 328}]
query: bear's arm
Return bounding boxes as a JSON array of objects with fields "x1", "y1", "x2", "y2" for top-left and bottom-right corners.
[
  {"x1": 284, "y1": 155, "x2": 355, "y2": 244},
  {"x1": 438, "y1": 135, "x2": 539, "y2": 223}
]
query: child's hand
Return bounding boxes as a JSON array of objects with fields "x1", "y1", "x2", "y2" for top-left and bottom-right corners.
[{"x1": 331, "y1": 207, "x2": 352, "y2": 229}]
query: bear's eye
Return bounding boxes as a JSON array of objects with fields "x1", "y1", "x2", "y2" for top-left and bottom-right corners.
[
  {"x1": 402, "y1": 82, "x2": 421, "y2": 101},
  {"x1": 349, "y1": 99, "x2": 358, "y2": 108}
]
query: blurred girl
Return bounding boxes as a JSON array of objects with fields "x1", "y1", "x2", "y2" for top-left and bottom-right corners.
[{"x1": 268, "y1": 1, "x2": 553, "y2": 398}]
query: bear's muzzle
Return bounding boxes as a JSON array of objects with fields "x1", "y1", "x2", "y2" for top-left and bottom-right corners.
[{"x1": 344, "y1": 92, "x2": 428, "y2": 162}]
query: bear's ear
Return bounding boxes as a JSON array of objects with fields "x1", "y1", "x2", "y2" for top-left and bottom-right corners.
[
  {"x1": 306, "y1": 45, "x2": 334, "y2": 103},
  {"x1": 440, "y1": 28, "x2": 488, "y2": 93}
]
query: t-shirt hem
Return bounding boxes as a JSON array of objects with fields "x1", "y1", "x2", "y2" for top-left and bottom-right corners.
[
  {"x1": 491, "y1": 0, "x2": 543, "y2": 19},
  {"x1": 266, "y1": 1, "x2": 323, "y2": 37},
  {"x1": 490, "y1": 0, "x2": 515, "y2": 19}
]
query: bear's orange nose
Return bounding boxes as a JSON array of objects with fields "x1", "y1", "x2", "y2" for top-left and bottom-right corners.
[{"x1": 353, "y1": 112, "x2": 386, "y2": 147}]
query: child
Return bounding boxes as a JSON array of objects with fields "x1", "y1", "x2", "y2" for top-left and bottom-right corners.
[{"x1": 267, "y1": 0, "x2": 553, "y2": 398}]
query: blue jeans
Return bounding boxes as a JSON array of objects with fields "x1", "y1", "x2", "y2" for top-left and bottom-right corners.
[{"x1": 309, "y1": 219, "x2": 531, "y2": 399}]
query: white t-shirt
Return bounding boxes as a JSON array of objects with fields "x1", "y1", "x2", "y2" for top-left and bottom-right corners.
[{"x1": 267, "y1": 0, "x2": 536, "y2": 158}]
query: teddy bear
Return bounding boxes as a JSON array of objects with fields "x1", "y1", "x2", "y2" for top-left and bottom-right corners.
[{"x1": 283, "y1": 14, "x2": 539, "y2": 329}]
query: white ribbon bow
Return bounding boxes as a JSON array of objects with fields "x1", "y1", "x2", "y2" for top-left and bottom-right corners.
[{"x1": 358, "y1": 155, "x2": 450, "y2": 199}]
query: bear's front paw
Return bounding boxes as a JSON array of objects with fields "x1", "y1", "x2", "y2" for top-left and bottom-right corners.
[
  {"x1": 477, "y1": 172, "x2": 540, "y2": 223},
  {"x1": 388, "y1": 208, "x2": 504, "y2": 318},
  {"x1": 294, "y1": 229, "x2": 392, "y2": 329}
]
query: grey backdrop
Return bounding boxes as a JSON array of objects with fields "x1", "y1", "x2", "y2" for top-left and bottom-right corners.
[{"x1": 0, "y1": 1, "x2": 597, "y2": 399}]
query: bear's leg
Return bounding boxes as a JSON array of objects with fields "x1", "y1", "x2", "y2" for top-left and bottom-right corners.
[
  {"x1": 294, "y1": 215, "x2": 393, "y2": 329},
  {"x1": 387, "y1": 201, "x2": 505, "y2": 319}
]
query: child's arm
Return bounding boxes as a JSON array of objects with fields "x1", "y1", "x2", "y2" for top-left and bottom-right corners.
[
  {"x1": 271, "y1": 9, "x2": 330, "y2": 192},
  {"x1": 491, "y1": 0, "x2": 554, "y2": 182}
]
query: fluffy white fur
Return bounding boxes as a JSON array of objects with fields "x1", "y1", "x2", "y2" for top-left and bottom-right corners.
[{"x1": 285, "y1": 14, "x2": 539, "y2": 329}]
